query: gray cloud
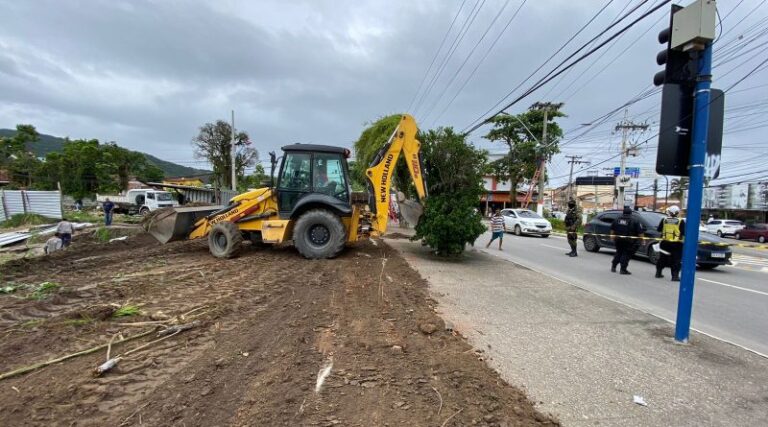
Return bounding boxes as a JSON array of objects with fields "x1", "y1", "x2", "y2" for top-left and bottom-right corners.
[{"x1": 1, "y1": 0, "x2": 765, "y2": 187}]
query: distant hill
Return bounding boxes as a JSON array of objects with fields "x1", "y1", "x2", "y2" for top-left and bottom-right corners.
[{"x1": 0, "y1": 129, "x2": 210, "y2": 179}]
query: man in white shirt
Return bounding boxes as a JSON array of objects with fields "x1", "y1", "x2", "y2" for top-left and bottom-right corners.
[{"x1": 56, "y1": 220, "x2": 74, "y2": 247}]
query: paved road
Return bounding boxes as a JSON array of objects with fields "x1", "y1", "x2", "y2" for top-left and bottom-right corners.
[{"x1": 476, "y1": 230, "x2": 768, "y2": 356}]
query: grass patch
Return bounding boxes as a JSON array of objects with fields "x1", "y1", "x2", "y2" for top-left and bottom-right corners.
[
  {"x1": 113, "y1": 304, "x2": 141, "y2": 317},
  {"x1": 94, "y1": 227, "x2": 112, "y2": 242},
  {"x1": 27, "y1": 281, "x2": 60, "y2": 300},
  {"x1": 64, "y1": 210, "x2": 103, "y2": 223},
  {"x1": 20, "y1": 319, "x2": 44, "y2": 328},
  {"x1": 62, "y1": 318, "x2": 93, "y2": 327},
  {"x1": 0, "y1": 213, "x2": 54, "y2": 229}
]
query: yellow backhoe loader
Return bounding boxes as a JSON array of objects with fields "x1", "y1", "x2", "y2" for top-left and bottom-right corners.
[{"x1": 146, "y1": 114, "x2": 427, "y2": 259}]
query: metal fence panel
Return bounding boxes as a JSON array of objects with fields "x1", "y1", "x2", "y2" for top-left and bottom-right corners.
[{"x1": 0, "y1": 190, "x2": 62, "y2": 220}]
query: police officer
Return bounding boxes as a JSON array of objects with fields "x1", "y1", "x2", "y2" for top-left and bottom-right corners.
[
  {"x1": 564, "y1": 199, "x2": 580, "y2": 257},
  {"x1": 610, "y1": 206, "x2": 644, "y2": 274},
  {"x1": 656, "y1": 205, "x2": 685, "y2": 282}
]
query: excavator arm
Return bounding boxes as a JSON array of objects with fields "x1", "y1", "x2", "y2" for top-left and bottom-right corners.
[{"x1": 365, "y1": 114, "x2": 427, "y2": 234}]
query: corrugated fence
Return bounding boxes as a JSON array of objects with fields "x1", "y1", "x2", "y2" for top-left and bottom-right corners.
[{"x1": 0, "y1": 190, "x2": 63, "y2": 221}]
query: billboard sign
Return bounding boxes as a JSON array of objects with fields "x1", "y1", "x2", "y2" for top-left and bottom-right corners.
[{"x1": 701, "y1": 181, "x2": 768, "y2": 210}]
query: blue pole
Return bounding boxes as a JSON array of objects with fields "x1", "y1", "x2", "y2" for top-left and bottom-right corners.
[{"x1": 675, "y1": 43, "x2": 713, "y2": 342}]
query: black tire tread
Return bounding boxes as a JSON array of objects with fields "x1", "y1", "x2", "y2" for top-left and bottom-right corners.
[
  {"x1": 208, "y1": 222, "x2": 243, "y2": 259},
  {"x1": 293, "y1": 209, "x2": 346, "y2": 259}
]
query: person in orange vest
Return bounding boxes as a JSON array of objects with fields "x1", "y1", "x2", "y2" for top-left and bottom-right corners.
[{"x1": 655, "y1": 205, "x2": 685, "y2": 282}]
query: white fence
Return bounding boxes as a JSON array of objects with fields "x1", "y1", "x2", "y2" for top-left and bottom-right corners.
[{"x1": 0, "y1": 190, "x2": 63, "y2": 221}]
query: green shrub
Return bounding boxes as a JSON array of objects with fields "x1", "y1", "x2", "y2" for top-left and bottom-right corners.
[
  {"x1": 412, "y1": 128, "x2": 487, "y2": 256},
  {"x1": 0, "y1": 213, "x2": 53, "y2": 228},
  {"x1": 94, "y1": 227, "x2": 111, "y2": 242}
]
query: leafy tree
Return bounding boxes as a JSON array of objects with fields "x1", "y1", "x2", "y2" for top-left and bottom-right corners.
[
  {"x1": 413, "y1": 127, "x2": 487, "y2": 256},
  {"x1": 353, "y1": 114, "x2": 413, "y2": 196},
  {"x1": 192, "y1": 120, "x2": 257, "y2": 188},
  {"x1": 484, "y1": 105, "x2": 565, "y2": 207},
  {"x1": 0, "y1": 124, "x2": 38, "y2": 167},
  {"x1": 238, "y1": 164, "x2": 270, "y2": 190}
]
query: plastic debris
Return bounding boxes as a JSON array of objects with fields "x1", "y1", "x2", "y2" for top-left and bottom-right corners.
[{"x1": 633, "y1": 395, "x2": 648, "y2": 406}]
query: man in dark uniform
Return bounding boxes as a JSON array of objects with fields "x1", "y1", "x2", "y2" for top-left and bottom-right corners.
[
  {"x1": 656, "y1": 205, "x2": 685, "y2": 282},
  {"x1": 610, "y1": 206, "x2": 644, "y2": 274},
  {"x1": 564, "y1": 199, "x2": 580, "y2": 257}
]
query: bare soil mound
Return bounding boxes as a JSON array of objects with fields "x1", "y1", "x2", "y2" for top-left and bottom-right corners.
[{"x1": 0, "y1": 233, "x2": 558, "y2": 426}]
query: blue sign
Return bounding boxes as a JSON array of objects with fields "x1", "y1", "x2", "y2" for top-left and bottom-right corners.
[{"x1": 613, "y1": 167, "x2": 640, "y2": 178}]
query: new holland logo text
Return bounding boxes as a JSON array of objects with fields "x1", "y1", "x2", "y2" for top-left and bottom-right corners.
[
  {"x1": 379, "y1": 153, "x2": 394, "y2": 203},
  {"x1": 211, "y1": 207, "x2": 240, "y2": 224},
  {"x1": 411, "y1": 154, "x2": 420, "y2": 179}
]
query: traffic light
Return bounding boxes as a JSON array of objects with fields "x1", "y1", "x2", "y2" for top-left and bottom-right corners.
[
  {"x1": 655, "y1": 4, "x2": 698, "y2": 177},
  {"x1": 653, "y1": 4, "x2": 696, "y2": 87}
]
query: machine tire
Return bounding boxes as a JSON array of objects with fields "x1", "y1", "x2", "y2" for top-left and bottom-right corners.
[
  {"x1": 139, "y1": 207, "x2": 150, "y2": 216},
  {"x1": 583, "y1": 235, "x2": 600, "y2": 252},
  {"x1": 293, "y1": 209, "x2": 346, "y2": 259},
  {"x1": 208, "y1": 222, "x2": 243, "y2": 259},
  {"x1": 759, "y1": 235, "x2": 766, "y2": 244},
  {"x1": 647, "y1": 244, "x2": 660, "y2": 265},
  {"x1": 514, "y1": 225, "x2": 522, "y2": 236}
]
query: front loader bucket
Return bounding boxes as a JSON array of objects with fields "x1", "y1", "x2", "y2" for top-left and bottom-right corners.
[
  {"x1": 396, "y1": 191, "x2": 424, "y2": 227},
  {"x1": 145, "y1": 206, "x2": 224, "y2": 244}
]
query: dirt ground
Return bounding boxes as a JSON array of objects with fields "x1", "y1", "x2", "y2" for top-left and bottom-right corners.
[{"x1": 0, "y1": 232, "x2": 558, "y2": 426}]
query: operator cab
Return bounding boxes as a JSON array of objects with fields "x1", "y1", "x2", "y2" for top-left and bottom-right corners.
[{"x1": 276, "y1": 144, "x2": 352, "y2": 217}]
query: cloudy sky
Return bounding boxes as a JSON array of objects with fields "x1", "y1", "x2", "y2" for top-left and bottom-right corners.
[{"x1": 1, "y1": 0, "x2": 766, "y2": 189}]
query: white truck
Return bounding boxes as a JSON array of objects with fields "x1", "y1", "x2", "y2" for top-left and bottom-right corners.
[{"x1": 96, "y1": 189, "x2": 178, "y2": 215}]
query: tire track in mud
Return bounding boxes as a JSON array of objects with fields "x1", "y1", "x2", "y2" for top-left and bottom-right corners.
[{"x1": 0, "y1": 234, "x2": 558, "y2": 426}]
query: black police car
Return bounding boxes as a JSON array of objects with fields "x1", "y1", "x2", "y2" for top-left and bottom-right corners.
[{"x1": 583, "y1": 210, "x2": 732, "y2": 270}]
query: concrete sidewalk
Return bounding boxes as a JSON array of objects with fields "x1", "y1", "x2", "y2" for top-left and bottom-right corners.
[{"x1": 385, "y1": 236, "x2": 768, "y2": 426}]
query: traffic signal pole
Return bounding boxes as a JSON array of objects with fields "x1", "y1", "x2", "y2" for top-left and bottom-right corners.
[{"x1": 675, "y1": 42, "x2": 712, "y2": 343}]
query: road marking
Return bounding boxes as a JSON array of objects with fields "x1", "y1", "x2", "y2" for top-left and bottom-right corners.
[
  {"x1": 541, "y1": 244, "x2": 565, "y2": 250},
  {"x1": 698, "y1": 278, "x2": 768, "y2": 297}
]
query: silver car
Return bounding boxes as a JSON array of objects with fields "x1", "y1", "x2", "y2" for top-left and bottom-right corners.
[{"x1": 500, "y1": 209, "x2": 552, "y2": 237}]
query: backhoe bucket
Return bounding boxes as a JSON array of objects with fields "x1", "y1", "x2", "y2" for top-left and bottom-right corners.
[
  {"x1": 145, "y1": 206, "x2": 224, "y2": 244},
  {"x1": 396, "y1": 191, "x2": 424, "y2": 227}
]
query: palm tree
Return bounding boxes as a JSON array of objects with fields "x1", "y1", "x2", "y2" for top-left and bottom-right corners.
[{"x1": 669, "y1": 177, "x2": 688, "y2": 203}]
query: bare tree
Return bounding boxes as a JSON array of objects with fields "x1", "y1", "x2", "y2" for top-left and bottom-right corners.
[{"x1": 192, "y1": 120, "x2": 257, "y2": 188}]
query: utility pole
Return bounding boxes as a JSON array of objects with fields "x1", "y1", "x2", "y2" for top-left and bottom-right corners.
[
  {"x1": 531, "y1": 102, "x2": 562, "y2": 215},
  {"x1": 615, "y1": 109, "x2": 648, "y2": 207},
  {"x1": 634, "y1": 180, "x2": 640, "y2": 210},
  {"x1": 565, "y1": 155, "x2": 589, "y2": 201},
  {"x1": 653, "y1": 178, "x2": 658, "y2": 211},
  {"x1": 230, "y1": 110, "x2": 237, "y2": 191}
]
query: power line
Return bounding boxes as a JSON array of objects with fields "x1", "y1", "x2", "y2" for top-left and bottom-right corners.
[
  {"x1": 413, "y1": 0, "x2": 488, "y2": 116},
  {"x1": 463, "y1": 0, "x2": 672, "y2": 136},
  {"x1": 421, "y1": 0, "x2": 518, "y2": 124},
  {"x1": 462, "y1": 0, "x2": 656, "y2": 134},
  {"x1": 406, "y1": 0, "x2": 469, "y2": 113},
  {"x1": 426, "y1": 0, "x2": 529, "y2": 127}
]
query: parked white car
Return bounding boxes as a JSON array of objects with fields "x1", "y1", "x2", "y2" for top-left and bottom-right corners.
[
  {"x1": 706, "y1": 219, "x2": 744, "y2": 237},
  {"x1": 500, "y1": 209, "x2": 552, "y2": 237}
]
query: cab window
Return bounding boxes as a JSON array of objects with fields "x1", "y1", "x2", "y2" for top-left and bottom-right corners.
[
  {"x1": 312, "y1": 153, "x2": 348, "y2": 201},
  {"x1": 279, "y1": 153, "x2": 311, "y2": 191},
  {"x1": 147, "y1": 192, "x2": 155, "y2": 200}
]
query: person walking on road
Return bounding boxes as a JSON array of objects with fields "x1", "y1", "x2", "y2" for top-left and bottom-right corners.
[
  {"x1": 485, "y1": 209, "x2": 506, "y2": 250},
  {"x1": 610, "y1": 206, "x2": 644, "y2": 275},
  {"x1": 564, "y1": 199, "x2": 581, "y2": 257},
  {"x1": 103, "y1": 198, "x2": 115, "y2": 226},
  {"x1": 56, "y1": 219, "x2": 74, "y2": 247},
  {"x1": 656, "y1": 205, "x2": 685, "y2": 282}
]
